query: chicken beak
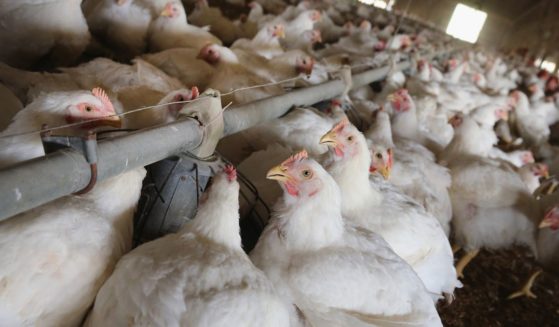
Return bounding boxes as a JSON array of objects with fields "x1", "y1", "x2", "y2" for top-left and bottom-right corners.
[
  {"x1": 386, "y1": 94, "x2": 396, "y2": 102},
  {"x1": 160, "y1": 6, "x2": 172, "y2": 17},
  {"x1": 319, "y1": 131, "x2": 338, "y2": 147},
  {"x1": 379, "y1": 166, "x2": 390, "y2": 179},
  {"x1": 539, "y1": 219, "x2": 553, "y2": 229},
  {"x1": 275, "y1": 26, "x2": 285, "y2": 39},
  {"x1": 266, "y1": 165, "x2": 290, "y2": 182},
  {"x1": 98, "y1": 115, "x2": 122, "y2": 128}
]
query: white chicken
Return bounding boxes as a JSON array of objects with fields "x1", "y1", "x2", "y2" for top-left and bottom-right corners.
[
  {"x1": 188, "y1": 0, "x2": 242, "y2": 45},
  {"x1": 0, "y1": 89, "x2": 146, "y2": 326},
  {"x1": 537, "y1": 204, "x2": 559, "y2": 273},
  {"x1": 142, "y1": 48, "x2": 216, "y2": 90},
  {"x1": 366, "y1": 110, "x2": 453, "y2": 236},
  {"x1": 251, "y1": 151, "x2": 443, "y2": 327},
  {"x1": 231, "y1": 23, "x2": 285, "y2": 59},
  {"x1": 319, "y1": 119, "x2": 460, "y2": 301},
  {"x1": 147, "y1": 1, "x2": 222, "y2": 52},
  {"x1": 82, "y1": 0, "x2": 153, "y2": 58},
  {"x1": 0, "y1": 58, "x2": 186, "y2": 107},
  {"x1": 86, "y1": 166, "x2": 290, "y2": 327},
  {"x1": 0, "y1": 88, "x2": 121, "y2": 168},
  {"x1": 510, "y1": 90, "x2": 550, "y2": 148},
  {"x1": 0, "y1": 0, "x2": 90, "y2": 69},
  {"x1": 196, "y1": 44, "x2": 284, "y2": 105}
]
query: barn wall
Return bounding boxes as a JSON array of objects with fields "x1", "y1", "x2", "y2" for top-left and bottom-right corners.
[{"x1": 395, "y1": 0, "x2": 558, "y2": 62}]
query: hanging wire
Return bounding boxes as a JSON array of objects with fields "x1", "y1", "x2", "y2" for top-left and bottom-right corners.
[{"x1": 0, "y1": 75, "x2": 306, "y2": 140}]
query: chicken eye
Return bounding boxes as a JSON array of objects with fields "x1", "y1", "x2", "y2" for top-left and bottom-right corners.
[
  {"x1": 347, "y1": 135, "x2": 354, "y2": 142},
  {"x1": 85, "y1": 106, "x2": 93, "y2": 112},
  {"x1": 301, "y1": 169, "x2": 312, "y2": 179},
  {"x1": 376, "y1": 153, "x2": 383, "y2": 159}
]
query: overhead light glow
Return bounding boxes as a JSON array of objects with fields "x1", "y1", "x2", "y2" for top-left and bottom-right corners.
[
  {"x1": 358, "y1": 0, "x2": 388, "y2": 9},
  {"x1": 446, "y1": 3, "x2": 487, "y2": 43},
  {"x1": 542, "y1": 60, "x2": 556, "y2": 73}
]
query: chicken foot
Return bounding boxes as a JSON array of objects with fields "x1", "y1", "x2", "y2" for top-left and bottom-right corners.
[
  {"x1": 507, "y1": 270, "x2": 542, "y2": 300},
  {"x1": 451, "y1": 244, "x2": 461, "y2": 254},
  {"x1": 455, "y1": 248, "x2": 480, "y2": 279}
]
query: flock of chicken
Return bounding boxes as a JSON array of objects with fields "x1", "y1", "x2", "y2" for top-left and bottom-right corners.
[{"x1": 0, "y1": 0, "x2": 558, "y2": 326}]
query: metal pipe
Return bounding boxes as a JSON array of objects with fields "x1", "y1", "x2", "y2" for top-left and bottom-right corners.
[
  {"x1": 0, "y1": 48, "x2": 459, "y2": 221},
  {"x1": 0, "y1": 118, "x2": 203, "y2": 221},
  {"x1": 224, "y1": 60, "x2": 412, "y2": 136}
]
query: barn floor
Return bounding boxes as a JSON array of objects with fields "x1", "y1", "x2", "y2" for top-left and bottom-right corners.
[{"x1": 438, "y1": 246, "x2": 559, "y2": 326}]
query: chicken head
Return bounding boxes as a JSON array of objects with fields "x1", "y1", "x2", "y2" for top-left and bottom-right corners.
[
  {"x1": 540, "y1": 206, "x2": 559, "y2": 230},
  {"x1": 65, "y1": 87, "x2": 121, "y2": 128},
  {"x1": 266, "y1": 150, "x2": 324, "y2": 198},
  {"x1": 197, "y1": 44, "x2": 221, "y2": 65},
  {"x1": 387, "y1": 89, "x2": 412, "y2": 113},
  {"x1": 370, "y1": 146, "x2": 393, "y2": 179},
  {"x1": 320, "y1": 118, "x2": 366, "y2": 159}
]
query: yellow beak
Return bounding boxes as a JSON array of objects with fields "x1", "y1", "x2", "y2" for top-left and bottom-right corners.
[
  {"x1": 160, "y1": 7, "x2": 172, "y2": 17},
  {"x1": 379, "y1": 165, "x2": 391, "y2": 179},
  {"x1": 98, "y1": 115, "x2": 122, "y2": 128},
  {"x1": 266, "y1": 165, "x2": 290, "y2": 182},
  {"x1": 319, "y1": 131, "x2": 338, "y2": 146},
  {"x1": 275, "y1": 27, "x2": 286, "y2": 39},
  {"x1": 539, "y1": 219, "x2": 553, "y2": 229},
  {"x1": 386, "y1": 94, "x2": 396, "y2": 102}
]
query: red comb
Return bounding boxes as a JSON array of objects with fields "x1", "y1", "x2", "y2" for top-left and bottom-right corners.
[
  {"x1": 331, "y1": 98, "x2": 342, "y2": 107},
  {"x1": 191, "y1": 86, "x2": 199, "y2": 99},
  {"x1": 91, "y1": 87, "x2": 115, "y2": 113},
  {"x1": 281, "y1": 150, "x2": 308, "y2": 167},
  {"x1": 396, "y1": 88, "x2": 409, "y2": 96},
  {"x1": 224, "y1": 164, "x2": 237, "y2": 181},
  {"x1": 332, "y1": 117, "x2": 349, "y2": 133}
]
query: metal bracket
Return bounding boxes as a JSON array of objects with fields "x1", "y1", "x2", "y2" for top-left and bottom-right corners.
[{"x1": 40, "y1": 125, "x2": 98, "y2": 195}]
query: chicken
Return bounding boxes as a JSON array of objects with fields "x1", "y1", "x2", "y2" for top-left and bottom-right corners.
[
  {"x1": 188, "y1": 0, "x2": 241, "y2": 45},
  {"x1": 82, "y1": 0, "x2": 153, "y2": 58},
  {"x1": 231, "y1": 23, "x2": 285, "y2": 59},
  {"x1": 384, "y1": 89, "x2": 451, "y2": 154},
  {"x1": 443, "y1": 115, "x2": 540, "y2": 278},
  {"x1": 439, "y1": 114, "x2": 498, "y2": 166},
  {"x1": 251, "y1": 151, "x2": 443, "y2": 327},
  {"x1": 147, "y1": 1, "x2": 222, "y2": 52},
  {"x1": 0, "y1": 89, "x2": 145, "y2": 326},
  {"x1": 450, "y1": 157, "x2": 535, "y2": 276},
  {"x1": 276, "y1": 10, "x2": 321, "y2": 49},
  {"x1": 0, "y1": 58, "x2": 185, "y2": 106},
  {"x1": 537, "y1": 204, "x2": 559, "y2": 273},
  {"x1": 219, "y1": 100, "x2": 344, "y2": 165},
  {"x1": 319, "y1": 119, "x2": 460, "y2": 301},
  {"x1": 197, "y1": 44, "x2": 284, "y2": 105},
  {"x1": 86, "y1": 166, "x2": 290, "y2": 327},
  {"x1": 0, "y1": 88, "x2": 121, "y2": 169},
  {"x1": 517, "y1": 163, "x2": 549, "y2": 194},
  {"x1": 509, "y1": 90, "x2": 550, "y2": 148},
  {"x1": 0, "y1": 0, "x2": 90, "y2": 69},
  {"x1": 142, "y1": 48, "x2": 216, "y2": 90},
  {"x1": 366, "y1": 110, "x2": 453, "y2": 236}
]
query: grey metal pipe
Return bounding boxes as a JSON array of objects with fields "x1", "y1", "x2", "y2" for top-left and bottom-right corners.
[
  {"x1": 0, "y1": 48, "x2": 460, "y2": 221},
  {"x1": 224, "y1": 60, "x2": 411, "y2": 136},
  {"x1": 0, "y1": 118, "x2": 203, "y2": 221}
]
